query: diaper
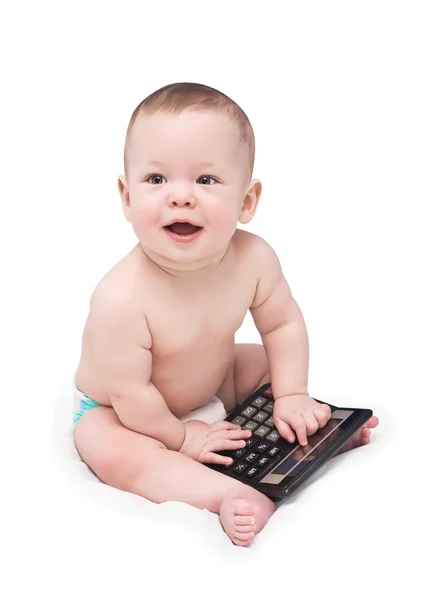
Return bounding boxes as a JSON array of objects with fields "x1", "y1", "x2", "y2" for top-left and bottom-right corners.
[
  {"x1": 179, "y1": 396, "x2": 227, "y2": 424},
  {"x1": 72, "y1": 381, "x2": 227, "y2": 428},
  {"x1": 73, "y1": 386, "x2": 102, "y2": 425}
]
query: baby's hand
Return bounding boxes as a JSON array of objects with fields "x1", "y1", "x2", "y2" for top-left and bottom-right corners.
[
  {"x1": 179, "y1": 419, "x2": 252, "y2": 465},
  {"x1": 273, "y1": 394, "x2": 332, "y2": 446}
]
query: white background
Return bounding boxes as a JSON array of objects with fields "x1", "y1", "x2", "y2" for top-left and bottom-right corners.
[{"x1": 1, "y1": 1, "x2": 446, "y2": 598}]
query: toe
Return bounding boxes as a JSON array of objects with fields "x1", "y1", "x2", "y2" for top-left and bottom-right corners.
[
  {"x1": 233, "y1": 538, "x2": 251, "y2": 547},
  {"x1": 234, "y1": 531, "x2": 255, "y2": 542},
  {"x1": 367, "y1": 416, "x2": 379, "y2": 428},
  {"x1": 232, "y1": 499, "x2": 256, "y2": 516},
  {"x1": 235, "y1": 515, "x2": 256, "y2": 526},
  {"x1": 234, "y1": 525, "x2": 256, "y2": 534}
]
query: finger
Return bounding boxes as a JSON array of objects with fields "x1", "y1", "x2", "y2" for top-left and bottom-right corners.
[
  {"x1": 208, "y1": 428, "x2": 252, "y2": 442},
  {"x1": 205, "y1": 438, "x2": 248, "y2": 454},
  {"x1": 314, "y1": 404, "x2": 331, "y2": 427},
  {"x1": 303, "y1": 413, "x2": 320, "y2": 436},
  {"x1": 291, "y1": 419, "x2": 308, "y2": 446},
  {"x1": 201, "y1": 451, "x2": 234, "y2": 466},
  {"x1": 208, "y1": 421, "x2": 240, "y2": 431},
  {"x1": 274, "y1": 417, "x2": 296, "y2": 444}
]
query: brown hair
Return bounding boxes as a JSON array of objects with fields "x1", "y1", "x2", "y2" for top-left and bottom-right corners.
[{"x1": 123, "y1": 82, "x2": 255, "y2": 180}]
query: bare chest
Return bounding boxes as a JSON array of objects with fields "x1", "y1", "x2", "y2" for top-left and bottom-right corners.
[
  {"x1": 146, "y1": 269, "x2": 256, "y2": 414},
  {"x1": 150, "y1": 281, "x2": 251, "y2": 352}
]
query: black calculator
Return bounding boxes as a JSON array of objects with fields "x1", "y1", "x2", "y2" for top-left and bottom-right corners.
[{"x1": 206, "y1": 383, "x2": 373, "y2": 502}]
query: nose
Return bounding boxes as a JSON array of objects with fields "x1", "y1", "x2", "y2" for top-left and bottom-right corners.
[{"x1": 168, "y1": 187, "x2": 196, "y2": 208}]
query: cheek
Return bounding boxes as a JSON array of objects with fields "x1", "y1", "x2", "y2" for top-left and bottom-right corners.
[
  {"x1": 206, "y1": 200, "x2": 238, "y2": 231},
  {"x1": 129, "y1": 199, "x2": 161, "y2": 241},
  {"x1": 133, "y1": 200, "x2": 159, "y2": 226}
]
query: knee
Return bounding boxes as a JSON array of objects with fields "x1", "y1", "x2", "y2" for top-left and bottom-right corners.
[
  {"x1": 255, "y1": 344, "x2": 271, "y2": 385},
  {"x1": 75, "y1": 420, "x2": 166, "y2": 490},
  {"x1": 92, "y1": 439, "x2": 165, "y2": 490},
  {"x1": 92, "y1": 442, "x2": 135, "y2": 488}
]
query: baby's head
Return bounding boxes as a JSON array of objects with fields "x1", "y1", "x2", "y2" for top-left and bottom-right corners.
[{"x1": 118, "y1": 82, "x2": 262, "y2": 273}]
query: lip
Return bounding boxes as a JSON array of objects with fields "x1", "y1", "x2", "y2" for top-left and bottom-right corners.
[
  {"x1": 164, "y1": 218, "x2": 202, "y2": 227},
  {"x1": 164, "y1": 226, "x2": 203, "y2": 244}
]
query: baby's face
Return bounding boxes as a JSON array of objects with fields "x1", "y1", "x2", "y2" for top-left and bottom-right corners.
[{"x1": 119, "y1": 110, "x2": 259, "y2": 272}]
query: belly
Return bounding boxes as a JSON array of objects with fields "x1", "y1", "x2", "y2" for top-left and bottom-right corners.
[{"x1": 150, "y1": 338, "x2": 235, "y2": 417}]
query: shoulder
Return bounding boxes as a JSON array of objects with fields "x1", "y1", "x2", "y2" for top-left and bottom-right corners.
[
  {"x1": 89, "y1": 246, "x2": 147, "y2": 310},
  {"x1": 232, "y1": 228, "x2": 279, "y2": 264},
  {"x1": 232, "y1": 229, "x2": 282, "y2": 280},
  {"x1": 231, "y1": 230, "x2": 286, "y2": 310},
  {"x1": 88, "y1": 256, "x2": 151, "y2": 347}
]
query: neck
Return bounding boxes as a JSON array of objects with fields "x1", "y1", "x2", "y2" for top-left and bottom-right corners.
[{"x1": 137, "y1": 243, "x2": 229, "y2": 280}]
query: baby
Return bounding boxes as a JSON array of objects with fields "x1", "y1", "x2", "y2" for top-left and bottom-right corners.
[{"x1": 74, "y1": 82, "x2": 379, "y2": 546}]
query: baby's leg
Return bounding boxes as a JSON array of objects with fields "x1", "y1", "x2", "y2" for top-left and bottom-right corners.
[
  {"x1": 216, "y1": 343, "x2": 271, "y2": 411},
  {"x1": 74, "y1": 407, "x2": 275, "y2": 546}
]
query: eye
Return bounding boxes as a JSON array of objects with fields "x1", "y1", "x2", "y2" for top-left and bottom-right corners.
[
  {"x1": 147, "y1": 174, "x2": 166, "y2": 184},
  {"x1": 197, "y1": 175, "x2": 217, "y2": 185}
]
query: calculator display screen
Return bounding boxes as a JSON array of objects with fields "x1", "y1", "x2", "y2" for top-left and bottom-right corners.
[{"x1": 260, "y1": 409, "x2": 354, "y2": 485}]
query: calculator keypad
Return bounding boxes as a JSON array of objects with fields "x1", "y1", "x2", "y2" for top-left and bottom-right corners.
[
  {"x1": 246, "y1": 467, "x2": 259, "y2": 479},
  {"x1": 252, "y1": 396, "x2": 268, "y2": 409},
  {"x1": 253, "y1": 425, "x2": 270, "y2": 438},
  {"x1": 263, "y1": 401, "x2": 274, "y2": 414},
  {"x1": 211, "y1": 390, "x2": 299, "y2": 483},
  {"x1": 241, "y1": 406, "x2": 257, "y2": 418},
  {"x1": 233, "y1": 462, "x2": 248, "y2": 474},
  {"x1": 245, "y1": 437, "x2": 257, "y2": 448},
  {"x1": 245, "y1": 452, "x2": 259, "y2": 463},
  {"x1": 242, "y1": 420, "x2": 258, "y2": 431},
  {"x1": 254, "y1": 442, "x2": 269, "y2": 453},
  {"x1": 253, "y1": 411, "x2": 269, "y2": 423}
]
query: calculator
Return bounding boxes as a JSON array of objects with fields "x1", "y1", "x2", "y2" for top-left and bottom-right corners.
[{"x1": 206, "y1": 383, "x2": 373, "y2": 501}]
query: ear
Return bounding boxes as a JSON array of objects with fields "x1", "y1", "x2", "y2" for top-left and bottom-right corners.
[
  {"x1": 118, "y1": 175, "x2": 132, "y2": 222},
  {"x1": 238, "y1": 179, "x2": 262, "y2": 225}
]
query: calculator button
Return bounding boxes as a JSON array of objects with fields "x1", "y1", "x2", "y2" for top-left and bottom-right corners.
[
  {"x1": 267, "y1": 446, "x2": 281, "y2": 457},
  {"x1": 245, "y1": 452, "x2": 259, "y2": 463},
  {"x1": 232, "y1": 462, "x2": 248, "y2": 474},
  {"x1": 264, "y1": 416, "x2": 275, "y2": 427},
  {"x1": 254, "y1": 425, "x2": 271, "y2": 438},
  {"x1": 231, "y1": 416, "x2": 247, "y2": 426},
  {"x1": 266, "y1": 430, "x2": 281, "y2": 442},
  {"x1": 263, "y1": 401, "x2": 274, "y2": 414},
  {"x1": 253, "y1": 442, "x2": 270, "y2": 454},
  {"x1": 263, "y1": 386, "x2": 273, "y2": 398},
  {"x1": 253, "y1": 411, "x2": 268, "y2": 423},
  {"x1": 246, "y1": 467, "x2": 259, "y2": 479},
  {"x1": 241, "y1": 406, "x2": 257, "y2": 418},
  {"x1": 256, "y1": 456, "x2": 270, "y2": 469},
  {"x1": 251, "y1": 396, "x2": 268, "y2": 409},
  {"x1": 242, "y1": 421, "x2": 258, "y2": 432},
  {"x1": 245, "y1": 437, "x2": 257, "y2": 448},
  {"x1": 233, "y1": 448, "x2": 247, "y2": 459}
]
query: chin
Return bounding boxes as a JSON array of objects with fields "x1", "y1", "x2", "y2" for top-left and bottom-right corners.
[{"x1": 140, "y1": 244, "x2": 209, "y2": 268}]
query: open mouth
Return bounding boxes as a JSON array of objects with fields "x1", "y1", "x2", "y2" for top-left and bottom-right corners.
[{"x1": 163, "y1": 222, "x2": 203, "y2": 236}]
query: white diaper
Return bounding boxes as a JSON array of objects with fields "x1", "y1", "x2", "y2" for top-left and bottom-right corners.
[
  {"x1": 179, "y1": 396, "x2": 227, "y2": 424},
  {"x1": 72, "y1": 376, "x2": 227, "y2": 429}
]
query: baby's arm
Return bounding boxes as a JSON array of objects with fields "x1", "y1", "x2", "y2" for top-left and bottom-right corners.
[
  {"x1": 87, "y1": 286, "x2": 247, "y2": 461},
  {"x1": 249, "y1": 235, "x2": 309, "y2": 399},
  {"x1": 249, "y1": 235, "x2": 331, "y2": 444},
  {"x1": 88, "y1": 287, "x2": 187, "y2": 451}
]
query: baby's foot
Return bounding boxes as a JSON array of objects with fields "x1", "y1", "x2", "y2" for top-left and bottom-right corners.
[
  {"x1": 336, "y1": 415, "x2": 379, "y2": 455},
  {"x1": 219, "y1": 484, "x2": 276, "y2": 547}
]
